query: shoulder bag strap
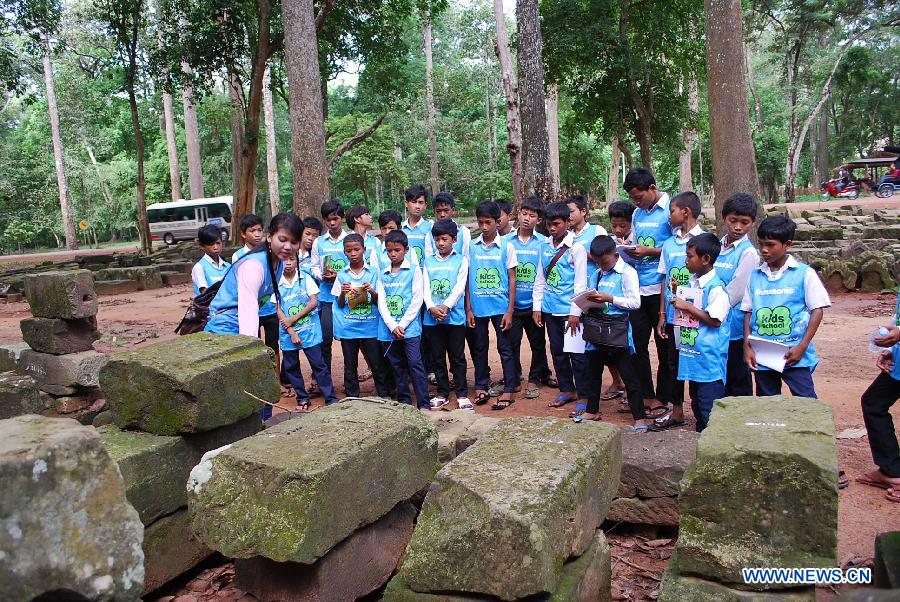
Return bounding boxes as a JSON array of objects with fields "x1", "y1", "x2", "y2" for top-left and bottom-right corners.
[{"x1": 544, "y1": 244, "x2": 569, "y2": 277}]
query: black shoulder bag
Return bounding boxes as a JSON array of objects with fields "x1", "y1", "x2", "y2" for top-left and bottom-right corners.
[{"x1": 580, "y1": 271, "x2": 630, "y2": 349}]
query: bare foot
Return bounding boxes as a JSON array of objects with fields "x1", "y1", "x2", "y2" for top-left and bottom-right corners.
[{"x1": 855, "y1": 468, "x2": 900, "y2": 489}]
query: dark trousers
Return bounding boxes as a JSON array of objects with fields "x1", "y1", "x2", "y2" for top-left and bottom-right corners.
[
  {"x1": 861, "y1": 371, "x2": 900, "y2": 478},
  {"x1": 465, "y1": 325, "x2": 480, "y2": 382},
  {"x1": 320, "y1": 302, "x2": 334, "y2": 372},
  {"x1": 665, "y1": 324, "x2": 686, "y2": 407},
  {"x1": 508, "y1": 309, "x2": 552, "y2": 384},
  {"x1": 472, "y1": 315, "x2": 517, "y2": 393},
  {"x1": 725, "y1": 339, "x2": 753, "y2": 397},
  {"x1": 544, "y1": 314, "x2": 589, "y2": 397},
  {"x1": 629, "y1": 293, "x2": 672, "y2": 402},
  {"x1": 384, "y1": 336, "x2": 430, "y2": 408},
  {"x1": 259, "y1": 313, "x2": 280, "y2": 351},
  {"x1": 340, "y1": 337, "x2": 391, "y2": 398},
  {"x1": 427, "y1": 324, "x2": 468, "y2": 399},
  {"x1": 421, "y1": 308, "x2": 437, "y2": 375},
  {"x1": 281, "y1": 345, "x2": 339, "y2": 405},
  {"x1": 586, "y1": 347, "x2": 645, "y2": 419},
  {"x1": 689, "y1": 379, "x2": 725, "y2": 432},
  {"x1": 754, "y1": 366, "x2": 817, "y2": 398}
]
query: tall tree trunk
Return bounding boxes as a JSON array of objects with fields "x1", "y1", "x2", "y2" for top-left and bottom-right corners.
[
  {"x1": 483, "y1": 38, "x2": 497, "y2": 191},
  {"x1": 42, "y1": 48, "x2": 77, "y2": 250},
  {"x1": 545, "y1": 85, "x2": 560, "y2": 193},
  {"x1": 744, "y1": 42, "x2": 764, "y2": 131},
  {"x1": 263, "y1": 66, "x2": 281, "y2": 217},
  {"x1": 607, "y1": 136, "x2": 621, "y2": 202},
  {"x1": 124, "y1": 22, "x2": 150, "y2": 254},
  {"x1": 516, "y1": 0, "x2": 553, "y2": 200},
  {"x1": 229, "y1": 73, "x2": 244, "y2": 204},
  {"x1": 809, "y1": 112, "x2": 819, "y2": 186},
  {"x1": 704, "y1": 0, "x2": 760, "y2": 232},
  {"x1": 424, "y1": 13, "x2": 439, "y2": 196},
  {"x1": 492, "y1": 0, "x2": 523, "y2": 204},
  {"x1": 619, "y1": 0, "x2": 652, "y2": 166},
  {"x1": 182, "y1": 75, "x2": 205, "y2": 198},
  {"x1": 679, "y1": 76, "x2": 699, "y2": 192},
  {"x1": 283, "y1": 0, "x2": 329, "y2": 217},
  {"x1": 161, "y1": 91, "x2": 183, "y2": 200},
  {"x1": 816, "y1": 110, "x2": 830, "y2": 185}
]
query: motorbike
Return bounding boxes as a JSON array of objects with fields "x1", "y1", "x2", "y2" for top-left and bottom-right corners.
[{"x1": 820, "y1": 178, "x2": 861, "y2": 199}]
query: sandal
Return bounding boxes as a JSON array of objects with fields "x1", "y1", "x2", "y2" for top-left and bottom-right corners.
[
  {"x1": 307, "y1": 381, "x2": 322, "y2": 397},
  {"x1": 474, "y1": 391, "x2": 491, "y2": 406},
  {"x1": 838, "y1": 470, "x2": 849, "y2": 490},
  {"x1": 573, "y1": 412, "x2": 601, "y2": 423},
  {"x1": 487, "y1": 380, "x2": 505, "y2": 397},
  {"x1": 600, "y1": 388, "x2": 624, "y2": 401},
  {"x1": 569, "y1": 403, "x2": 588, "y2": 418},
  {"x1": 548, "y1": 395, "x2": 575, "y2": 408},
  {"x1": 524, "y1": 384, "x2": 541, "y2": 399},
  {"x1": 649, "y1": 415, "x2": 687, "y2": 431},
  {"x1": 645, "y1": 404, "x2": 671, "y2": 419},
  {"x1": 855, "y1": 471, "x2": 899, "y2": 490},
  {"x1": 491, "y1": 395, "x2": 514, "y2": 411},
  {"x1": 541, "y1": 376, "x2": 559, "y2": 388},
  {"x1": 887, "y1": 488, "x2": 900, "y2": 503},
  {"x1": 280, "y1": 385, "x2": 296, "y2": 398},
  {"x1": 630, "y1": 424, "x2": 651, "y2": 432},
  {"x1": 358, "y1": 369, "x2": 372, "y2": 383},
  {"x1": 297, "y1": 400, "x2": 311, "y2": 412}
]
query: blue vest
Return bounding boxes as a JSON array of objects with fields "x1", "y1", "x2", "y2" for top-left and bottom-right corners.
[
  {"x1": 193, "y1": 256, "x2": 231, "y2": 296},
  {"x1": 468, "y1": 238, "x2": 511, "y2": 317},
  {"x1": 315, "y1": 233, "x2": 349, "y2": 304},
  {"x1": 714, "y1": 238, "x2": 757, "y2": 340},
  {"x1": 427, "y1": 220, "x2": 467, "y2": 257},
  {"x1": 540, "y1": 242, "x2": 576, "y2": 315},
  {"x1": 205, "y1": 251, "x2": 281, "y2": 335},
  {"x1": 332, "y1": 265, "x2": 380, "y2": 339},
  {"x1": 677, "y1": 275, "x2": 730, "y2": 383},
  {"x1": 363, "y1": 234, "x2": 381, "y2": 268},
  {"x1": 277, "y1": 273, "x2": 323, "y2": 351},
  {"x1": 572, "y1": 224, "x2": 605, "y2": 285},
  {"x1": 403, "y1": 219, "x2": 433, "y2": 266},
  {"x1": 377, "y1": 265, "x2": 423, "y2": 342},
  {"x1": 423, "y1": 253, "x2": 466, "y2": 326},
  {"x1": 891, "y1": 297, "x2": 900, "y2": 381},
  {"x1": 232, "y1": 246, "x2": 250, "y2": 263},
  {"x1": 507, "y1": 231, "x2": 546, "y2": 310},
  {"x1": 748, "y1": 263, "x2": 818, "y2": 370},
  {"x1": 660, "y1": 234, "x2": 694, "y2": 324},
  {"x1": 632, "y1": 200, "x2": 673, "y2": 287},
  {"x1": 585, "y1": 265, "x2": 635, "y2": 354},
  {"x1": 298, "y1": 252, "x2": 317, "y2": 278}
]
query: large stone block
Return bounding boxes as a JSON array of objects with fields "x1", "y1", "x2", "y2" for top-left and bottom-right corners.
[
  {"x1": 617, "y1": 429, "x2": 698, "y2": 498},
  {"x1": 95, "y1": 266, "x2": 163, "y2": 290},
  {"x1": 0, "y1": 415, "x2": 144, "y2": 599},
  {"x1": 422, "y1": 410, "x2": 499, "y2": 464},
  {"x1": 873, "y1": 531, "x2": 900, "y2": 589},
  {"x1": 607, "y1": 496, "x2": 679, "y2": 526},
  {"x1": 95, "y1": 279, "x2": 139, "y2": 296},
  {"x1": 659, "y1": 554, "x2": 815, "y2": 601},
  {"x1": 396, "y1": 417, "x2": 621, "y2": 600},
  {"x1": 23, "y1": 269, "x2": 98, "y2": 319},
  {"x1": 20, "y1": 316, "x2": 99, "y2": 355},
  {"x1": 234, "y1": 501, "x2": 417, "y2": 602},
  {"x1": 188, "y1": 400, "x2": 438, "y2": 563},
  {"x1": 385, "y1": 531, "x2": 612, "y2": 602},
  {"x1": 101, "y1": 333, "x2": 276, "y2": 435},
  {"x1": 675, "y1": 396, "x2": 838, "y2": 589},
  {"x1": 142, "y1": 509, "x2": 212, "y2": 595},
  {"x1": 0, "y1": 342, "x2": 29, "y2": 372},
  {"x1": 0, "y1": 373, "x2": 53, "y2": 419},
  {"x1": 20, "y1": 349, "x2": 107, "y2": 388}
]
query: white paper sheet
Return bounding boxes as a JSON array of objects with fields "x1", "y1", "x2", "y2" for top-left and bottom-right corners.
[
  {"x1": 617, "y1": 245, "x2": 640, "y2": 267},
  {"x1": 571, "y1": 289, "x2": 604, "y2": 312},
  {"x1": 747, "y1": 336, "x2": 789, "y2": 373},
  {"x1": 563, "y1": 324, "x2": 586, "y2": 353}
]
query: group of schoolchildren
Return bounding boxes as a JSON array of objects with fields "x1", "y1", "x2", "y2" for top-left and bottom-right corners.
[{"x1": 191, "y1": 166, "x2": 834, "y2": 433}]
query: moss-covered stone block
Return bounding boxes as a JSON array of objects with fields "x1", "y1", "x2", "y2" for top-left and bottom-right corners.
[
  {"x1": 873, "y1": 531, "x2": 900, "y2": 589},
  {"x1": 396, "y1": 417, "x2": 621, "y2": 601},
  {"x1": 23, "y1": 269, "x2": 98, "y2": 319},
  {"x1": 142, "y1": 509, "x2": 212, "y2": 595},
  {"x1": 20, "y1": 316, "x2": 99, "y2": 355},
  {"x1": 0, "y1": 373, "x2": 53, "y2": 419},
  {"x1": 21, "y1": 349, "x2": 106, "y2": 388},
  {"x1": 100, "y1": 333, "x2": 277, "y2": 435},
  {"x1": 187, "y1": 399, "x2": 438, "y2": 563},
  {"x1": 675, "y1": 396, "x2": 837, "y2": 589}
]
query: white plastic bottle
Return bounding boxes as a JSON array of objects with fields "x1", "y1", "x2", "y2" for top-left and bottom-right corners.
[{"x1": 870, "y1": 326, "x2": 891, "y2": 353}]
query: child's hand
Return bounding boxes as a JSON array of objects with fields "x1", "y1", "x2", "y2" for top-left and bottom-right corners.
[
  {"x1": 279, "y1": 315, "x2": 291, "y2": 329},
  {"x1": 783, "y1": 344, "x2": 806, "y2": 367},
  {"x1": 501, "y1": 310, "x2": 513, "y2": 331},
  {"x1": 289, "y1": 331, "x2": 302, "y2": 345},
  {"x1": 323, "y1": 267, "x2": 336, "y2": 281},
  {"x1": 392, "y1": 326, "x2": 405, "y2": 339},
  {"x1": 566, "y1": 315, "x2": 581, "y2": 335},
  {"x1": 627, "y1": 244, "x2": 653, "y2": 258},
  {"x1": 466, "y1": 310, "x2": 475, "y2": 329},
  {"x1": 588, "y1": 292, "x2": 612, "y2": 303},
  {"x1": 668, "y1": 276, "x2": 679, "y2": 295},
  {"x1": 532, "y1": 311, "x2": 543, "y2": 328},
  {"x1": 876, "y1": 350, "x2": 895, "y2": 373},
  {"x1": 429, "y1": 306, "x2": 445, "y2": 321},
  {"x1": 656, "y1": 317, "x2": 668, "y2": 340},
  {"x1": 341, "y1": 283, "x2": 352, "y2": 293},
  {"x1": 874, "y1": 325, "x2": 900, "y2": 348},
  {"x1": 744, "y1": 344, "x2": 758, "y2": 371},
  {"x1": 362, "y1": 283, "x2": 373, "y2": 294},
  {"x1": 671, "y1": 298, "x2": 690, "y2": 311}
]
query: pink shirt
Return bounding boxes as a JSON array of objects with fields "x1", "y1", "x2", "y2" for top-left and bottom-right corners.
[{"x1": 236, "y1": 260, "x2": 266, "y2": 337}]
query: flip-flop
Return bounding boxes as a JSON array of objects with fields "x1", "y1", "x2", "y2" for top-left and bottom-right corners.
[
  {"x1": 646, "y1": 405, "x2": 671, "y2": 419},
  {"x1": 548, "y1": 395, "x2": 575, "y2": 408},
  {"x1": 569, "y1": 403, "x2": 588, "y2": 418},
  {"x1": 491, "y1": 396, "x2": 514, "y2": 411},
  {"x1": 487, "y1": 380, "x2": 505, "y2": 397},
  {"x1": 474, "y1": 391, "x2": 491, "y2": 406},
  {"x1": 541, "y1": 376, "x2": 559, "y2": 388},
  {"x1": 887, "y1": 488, "x2": 900, "y2": 503},
  {"x1": 855, "y1": 473, "x2": 896, "y2": 490},
  {"x1": 600, "y1": 389, "x2": 624, "y2": 401},
  {"x1": 524, "y1": 384, "x2": 540, "y2": 399},
  {"x1": 649, "y1": 415, "x2": 687, "y2": 431},
  {"x1": 573, "y1": 413, "x2": 601, "y2": 423},
  {"x1": 838, "y1": 471, "x2": 849, "y2": 490},
  {"x1": 630, "y1": 424, "x2": 651, "y2": 432}
]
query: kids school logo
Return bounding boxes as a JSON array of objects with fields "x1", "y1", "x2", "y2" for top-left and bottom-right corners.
[
  {"x1": 756, "y1": 306, "x2": 792, "y2": 336},
  {"x1": 547, "y1": 265, "x2": 562, "y2": 288},
  {"x1": 386, "y1": 295, "x2": 404, "y2": 317},
  {"x1": 679, "y1": 326, "x2": 699, "y2": 347},
  {"x1": 516, "y1": 262, "x2": 537, "y2": 284},
  {"x1": 431, "y1": 278, "x2": 451, "y2": 298},
  {"x1": 327, "y1": 257, "x2": 347, "y2": 271},
  {"x1": 288, "y1": 304, "x2": 311, "y2": 324},
  {"x1": 637, "y1": 235, "x2": 656, "y2": 248},
  {"x1": 669, "y1": 266, "x2": 691, "y2": 289},
  {"x1": 476, "y1": 267, "x2": 501, "y2": 289},
  {"x1": 413, "y1": 246, "x2": 424, "y2": 264}
]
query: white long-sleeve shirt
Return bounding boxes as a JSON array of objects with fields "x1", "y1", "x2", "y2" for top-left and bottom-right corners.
[
  {"x1": 532, "y1": 231, "x2": 587, "y2": 317},
  {"x1": 376, "y1": 262, "x2": 424, "y2": 332},
  {"x1": 720, "y1": 234, "x2": 760, "y2": 307},
  {"x1": 601, "y1": 257, "x2": 641, "y2": 311}
]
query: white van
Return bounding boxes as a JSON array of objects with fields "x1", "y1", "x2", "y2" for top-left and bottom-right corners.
[{"x1": 147, "y1": 196, "x2": 233, "y2": 245}]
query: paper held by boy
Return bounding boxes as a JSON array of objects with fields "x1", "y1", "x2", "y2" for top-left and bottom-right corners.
[
  {"x1": 563, "y1": 324, "x2": 586, "y2": 354},
  {"x1": 616, "y1": 244, "x2": 640, "y2": 267},
  {"x1": 346, "y1": 286, "x2": 369, "y2": 310},
  {"x1": 571, "y1": 289, "x2": 603, "y2": 313},
  {"x1": 747, "y1": 336, "x2": 789, "y2": 373}
]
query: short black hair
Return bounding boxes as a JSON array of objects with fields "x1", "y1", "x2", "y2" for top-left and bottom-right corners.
[
  {"x1": 623, "y1": 167, "x2": 656, "y2": 192},
  {"x1": 475, "y1": 200, "x2": 500, "y2": 220},
  {"x1": 431, "y1": 219, "x2": 459, "y2": 239},
  {"x1": 343, "y1": 232, "x2": 365, "y2": 248},
  {"x1": 544, "y1": 202, "x2": 570, "y2": 222},
  {"x1": 495, "y1": 199, "x2": 513, "y2": 215},
  {"x1": 405, "y1": 184, "x2": 428, "y2": 202},
  {"x1": 757, "y1": 215, "x2": 796, "y2": 243},
  {"x1": 384, "y1": 230, "x2": 408, "y2": 247},
  {"x1": 302, "y1": 217, "x2": 323, "y2": 234},
  {"x1": 687, "y1": 232, "x2": 721, "y2": 263},
  {"x1": 239, "y1": 213, "x2": 263, "y2": 233},
  {"x1": 520, "y1": 196, "x2": 544, "y2": 217},
  {"x1": 198, "y1": 224, "x2": 222, "y2": 245},
  {"x1": 321, "y1": 200, "x2": 344, "y2": 219},
  {"x1": 589, "y1": 234, "x2": 616, "y2": 258},
  {"x1": 671, "y1": 191, "x2": 701, "y2": 219},
  {"x1": 433, "y1": 191, "x2": 455, "y2": 208},
  {"x1": 345, "y1": 205, "x2": 370, "y2": 229},
  {"x1": 608, "y1": 200, "x2": 636, "y2": 220},
  {"x1": 566, "y1": 194, "x2": 588, "y2": 211},
  {"x1": 722, "y1": 192, "x2": 759, "y2": 220},
  {"x1": 378, "y1": 209, "x2": 403, "y2": 228}
]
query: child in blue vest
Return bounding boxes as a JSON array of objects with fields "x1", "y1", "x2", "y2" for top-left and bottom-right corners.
[
  {"x1": 231, "y1": 214, "x2": 263, "y2": 263},
  {"x1": 311, "y1": 200, "x2": 349, "y2": 376},
  {"x1": 191, "y1": 224, "x2": 230, "y2": 297},
  {"x1": 578, "y1": 235, "x2": 649, "y2": 429},
  {"x1": 423, "y1": 219, "x2": 471, "y2": 410},
  {"x1": 506, "y1": 196, "x2": 554, "y2": 399},
  {"x1": 857, "y1": 296, "x2": 900, "y2": 501},
  {"x1": 375, "y1": 210, "x2": 417, "y2": 270},
  {"x1": 299, "y1": 217, "x2": 322, "y2": 279},
  {"x1": 714, "y1": 193, "x2": 760, "y2": 396},
  {"x1": 277, "y1": 253, "x2": 338, "y2": 409},
  {"x1": 652, "y1": 191, "x2": 705, "y2": 430},
  {"x1": 466, "y1": 200, "x2": 518, "y2": 410},
  {"x1": 624, "y1": 167, "x2": 675, "y2": 417},
  {"x1": 533, "y1": 202, "x2": 590, "y2": 410},
  {"x1": 567, "y1": 193, "x2": 608, "y2": 285},
  {"x1": 425, "y1": 192, "x2": 470, "y2": 258},
  {"x1": 331, "y1": 233, "x2": 392, "y2": 399},
  {"x1": 402, "y1": 184, "x2": 433, "y2": 266},
  {"x1": 668, "y1": 233, "x2": 731, "y2": 432},
  {"x1": 741, "y1": 216, "x2": 830, "y2": 397},
  {"x1": 496, "y1": 198, "x2": 514, "y2": 238},
  {"x1": 377, "y1": 230, "x2": 429, "y2": 409},
  {"x1": 346, "y1": 205, "x2": 381, "y2": 267}
]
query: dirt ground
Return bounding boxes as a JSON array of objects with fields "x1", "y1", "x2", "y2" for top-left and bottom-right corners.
[{"x1": 1, "y1": 284, "x2": 897, "y2": 600}]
